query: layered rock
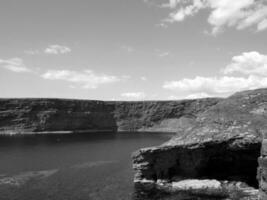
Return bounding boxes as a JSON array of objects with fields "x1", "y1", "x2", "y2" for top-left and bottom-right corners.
[
  {"x1": 259, "y1": 137, "x2": 267, "y2": 199},
  {"x1": 133, "y1": 88, "x2": 267, "y2": 199},
  {"x1": 0, "y1": 98, "x2": 220, "y2": 134},
  {"x1": 0, "y1": 99, "x2": 117, "y2": 134},
  {"x1": 111, "y1": 99, "x2": 220, "y2": 132}
]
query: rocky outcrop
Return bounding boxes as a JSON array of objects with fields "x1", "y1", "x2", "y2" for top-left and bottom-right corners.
[
  {"x1": 259, "y1": 137, "x2": 267, "y2": 199},
  {"x1": 133, "y1": 88, "x2": 267, "y2": 199},
  {"x1": 135, "y1": 179, "x2": 258, "y2": 199},
  {"x1": 0, "y1": 98, "x2": 220, "y2": 134},
  {"x1": 0, "y1": 99, "x2": 117, "y2": 134},
  {"x1": 111, "y1": 99, "x2": 220, "y2": 132}
]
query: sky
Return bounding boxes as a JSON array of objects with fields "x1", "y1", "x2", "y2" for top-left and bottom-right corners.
[{"x1": 0, "y1": 0, "x2": 267, "y2": 100}]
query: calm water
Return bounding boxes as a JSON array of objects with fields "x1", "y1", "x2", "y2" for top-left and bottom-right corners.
[
  {"x1": 0, "y1": 133, "x2": 222, "y2": 200},
  {"x1": 0, "y1": 132, "x2": 180, "y2": 200}
]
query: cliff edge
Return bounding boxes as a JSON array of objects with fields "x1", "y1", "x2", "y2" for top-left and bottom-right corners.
[
  {"x1": 0, "y1": 98, "x2": 220, "y2": 134},
  {"x1": 133, "y1": 88, "x2": 267, "y2": 199}
]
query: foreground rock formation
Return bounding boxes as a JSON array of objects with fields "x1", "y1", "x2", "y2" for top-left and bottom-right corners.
[
  {"x1": 259, "y1": 137, "x2": 267, "y2": 199},
  {"x1": 133, "y1": 88, "x2": 267, "y2": 199},
  {"x1": 0, "y1": 98, "x2": 220, "y2": 134}
]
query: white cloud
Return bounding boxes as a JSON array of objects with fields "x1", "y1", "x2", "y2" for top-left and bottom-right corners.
[
  {"x1": 159, "y1": 0, "x2": 267, "y2": 34},
  {"x1": 164, "y1": 75, "x2": 267, "y2": 96},
  {"x1": 158, "y1": 51, "x2": 170, "y2": 57},
  {"x1": 168, "y1": 92, "x2": 210, "y2": 99},
  {"x1": 258, "y1": 18, "x2": 267, "y2": 30},
  {"x1": 223, "y1": 51, "x2": 267, "y2": 76},
  {"x1": 167, "y1": 0, "x2": 205, "y2": 22},
  {"x1": 163, "y1": 51, "x2": 267, "y2": 98},
  {"x1": 120, "y1": 92, "x2": 146, "y2": 100},
  {"x1": 141, "y1": 76, "x2": 147, "y2": 81},
  {"x1": 0, "y1": 58, "x2": 31, "y2": 73},
  {"x1": 44, "y1": 45, "x2": 71, "y2": 55},
  {"x1": 185, "y1": 92, "x2": 211, "y2": 99},
  {"x1": 160, "y1": 0, "x2": 180, "y2": 8},
  {"x1": 41, "y1": 69, "x2": 122, "y2": 89}
]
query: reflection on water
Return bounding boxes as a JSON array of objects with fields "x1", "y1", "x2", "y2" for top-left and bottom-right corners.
[
  {"x1": 71, "y1": 160, "x2": 118, "y2": 169},
  {"x1": 0, "y1": 132, "x2": 223, "y2": 200},
  {"x1": 0, "y1": 169, "x2": 58, "y2": 186},
  {"x1": 0, "y1": 132, "x2": 181, "y2": 200}
]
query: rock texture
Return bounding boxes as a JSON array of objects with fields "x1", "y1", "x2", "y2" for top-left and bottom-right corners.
[
  {"x1": 111, "y1": 99, "x2": 220, "y2": 132},
  {"x1": 133, "y1": 88, "x2": 267, "y2": 199},
  {"x1": 259, "y1": 138, "x2": 267, "y2": 199},
  {"x1": 0, "y1": 99, "x2": 117, "y2": 134},
  {"x1": 0, "y1": 98, "x2": 220, "y2": 134}
]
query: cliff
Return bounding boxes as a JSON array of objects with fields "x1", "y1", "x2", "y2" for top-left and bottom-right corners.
[
  {"x1": 111, "y1": 99, "x2": 220, "y2": 132},
  {"x1": 0, "y1": 98, "x2": 220, "y2": 134},
  {"x1": 133, "y1": 88, "x2": 267, "y2": 199},
  {"x1": 0, "y1": 98, "x2": 117, "y2": 134},
  {"x1": 259, "y1": 134, "x2": 267, "y2": 199}
]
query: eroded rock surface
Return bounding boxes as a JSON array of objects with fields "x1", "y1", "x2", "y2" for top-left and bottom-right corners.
[
  {"x1": 0, "y1": 98, "x2": 220, "y2": 134},
  {"x1": 259, "y1": 138, "x2": 267, "y2": 200},
  {"x1": 133, "y1": 88, "x2": 267, "y2": 199},
  {"x1": 0, "y1": 99, "x2": 117, "y2": 134}
]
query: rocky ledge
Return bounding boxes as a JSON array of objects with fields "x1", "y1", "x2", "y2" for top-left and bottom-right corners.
[
  {"x1": 133, "y1": 88, "x2": 267, "y2": 199},
  {"x1": 0, "y1": 98, "x2": 220, "y2": 134}
]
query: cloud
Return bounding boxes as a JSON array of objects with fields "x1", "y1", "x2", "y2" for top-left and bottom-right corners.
[
  {"x1": 120, "y1": 92, "x2": 146, "y2": 99},
  {"x1": 223, "y1": 51, "x2": 267, "y2": 76},
  {"x1": 121, "y1": 45, "x2": 135, "y2": 53},
  {"x1": 0, "y1": 58, "x2": 31, "y2": 73},
  {"x1": 185, "y1": 92, "x2": 211, "y2": 99},
  {"x1": 157, "y1": 0, "x2": 267, "y2": 34},
  {"x1": 164, "y1": 75, "x2": 267, "y2": 96},
  {"x1": 158, "y1": 51, "x2": 170, "y2": 57},
  {"x1": 41, "y1": 69, "x2": 123, "y2": 89},
  {"x1": 44, "y1": 45, "x2": 71, "y2": 55},
  {"x1": 163, "y1": 51, "x2": 267, "y2": 98},
  {"x1": 141, "y1": 76, "x2": 147, "y2": 81},
  {"x1": 161, "y1": 0, "x2": 180, "y2": 8}
]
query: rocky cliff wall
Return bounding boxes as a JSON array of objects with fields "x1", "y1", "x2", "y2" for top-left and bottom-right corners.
[
  {"x1": 111, "y1": 99, "x2": 220, "y2": 132},
  {"x1": 0, "y1": 99, "x2": 117, "y2": 134},
  {"x1": 259, "y1": 134, "x2": 267, "y2": 199},
  {"x1": 0, "y1": 98, "x2": 220, "y2": 134},
  {"x1": 133, "y1": 88, "x2": 267, "y2": 199}
]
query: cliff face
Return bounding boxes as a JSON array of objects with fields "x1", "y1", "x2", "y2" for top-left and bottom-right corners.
[
  {"x1": 133, "y1": 88, "x2": 267, "y2": 198},
  {"x1": 111, "y1": 99, "x2": 220, "y2": 132},
  {"x1": 0, "y1": 98, "x2": 220, "y2": 134},
  {"x1": 259, "y1": 135, "x2": 267, "y2": 199},
  {"x1": 0, "y1": 99, "x2": 117, "y2": 134}
]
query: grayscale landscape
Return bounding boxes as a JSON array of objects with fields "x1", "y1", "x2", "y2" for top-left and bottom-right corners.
[{"x1": 0, "y1": 0, "x2": 267, "y2": 200}]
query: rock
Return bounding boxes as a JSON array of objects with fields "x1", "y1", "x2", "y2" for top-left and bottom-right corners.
[
  {"x1": 0, "y1": 99, "x2": 117, "y2": 134},
  {"x1": 133, "y1": 88, "x2": 267, "y2": 199},
  {"x1": 171, "y1": 179, "x2": 224, "y2": 196},
  {"x1": 259, "y1": 139, "x2": 267, "y2": 199},
  {"x1": 0, "y1": 98, "x2": 220, "y2": 134},
  {"x1": 135, "y1": 179, "x2": 259, "y2": 199}
]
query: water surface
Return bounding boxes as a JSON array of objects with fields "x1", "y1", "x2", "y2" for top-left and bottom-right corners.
[{"x1": 0, "y1": 132, "x2": 177, "y2": 200}]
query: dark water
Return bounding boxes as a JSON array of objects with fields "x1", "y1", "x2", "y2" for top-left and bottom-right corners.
[
  {"x1": 0, "y1": 133, "x2": 222, "y2": 200},
  {"x1": 0, "y1": 132, "x2": 181, "y2": 200}
]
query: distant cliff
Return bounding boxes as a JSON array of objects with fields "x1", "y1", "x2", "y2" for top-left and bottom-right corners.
[
  {"x1": 0, "y1": 99, "x2": 117, "y2": 134},
  {"x1": 111, "y1": 99, "x2": 221, "y2": 132},
  {"x1": 0, "y1": 98, "x2": 220, "y2": 134}
]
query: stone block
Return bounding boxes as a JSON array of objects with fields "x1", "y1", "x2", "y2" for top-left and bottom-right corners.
[{"x1": 261, "y1": 139, "x2": 267, "y2": 156}]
